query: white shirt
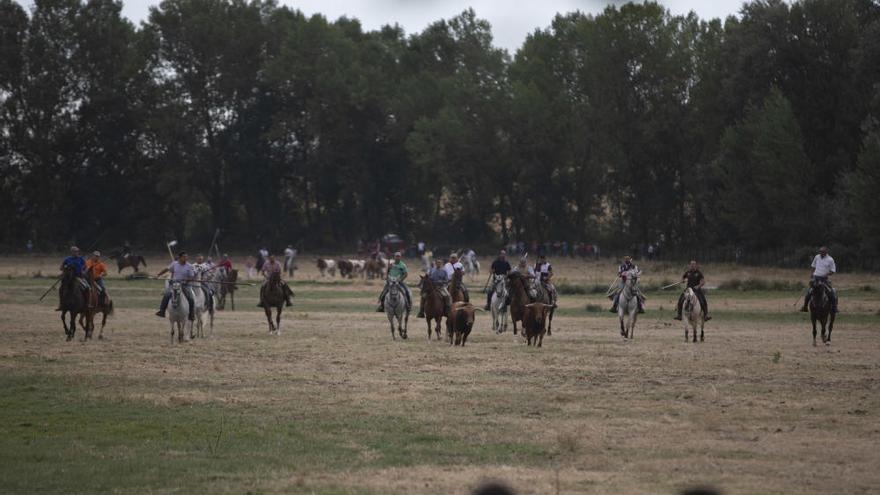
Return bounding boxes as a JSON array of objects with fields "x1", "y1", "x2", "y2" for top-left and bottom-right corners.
[
  {"x1": 284, "y1": 247, "x2": 295, "y2": 259},
  {"x1": 192, "y1": 262, "x2": 211, "y2": 279},
  {"x1": 443, "y1": 261, "x2": 463, "y2": 279},
  {"x1": 811, "y1": 254, "x2": 836, "y2": 277}
]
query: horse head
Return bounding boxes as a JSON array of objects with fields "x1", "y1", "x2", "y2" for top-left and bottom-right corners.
[
  {"x1": 170, "y1": 281, "x2": 182, "y2": 308},
  {"x1": 268, "y1": 270, "x2": 281, "y2": 287},
  {"x1": 623, "y1": 269, "x2": 641, "y2": 288},
  {"x1": 493, "y1": 274, "x2": 508, "y2": 297}
]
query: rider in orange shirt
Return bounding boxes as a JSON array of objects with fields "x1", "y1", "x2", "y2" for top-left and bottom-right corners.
[{"x1": 85, "y1": 251, "x2": 109, "y2": 305}]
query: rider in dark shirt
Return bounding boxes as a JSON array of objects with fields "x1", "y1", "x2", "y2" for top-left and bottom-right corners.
[
  {"x1": 484, "y1": 250, "x2": 512, "y2": 310},
  {"x1": 675, "y1": 260, "x2": 711, "y2": 321}
]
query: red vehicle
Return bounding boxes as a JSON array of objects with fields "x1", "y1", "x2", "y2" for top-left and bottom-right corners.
[{"x1": 380, "y1": 234, "x2": 406, "y2": 254}]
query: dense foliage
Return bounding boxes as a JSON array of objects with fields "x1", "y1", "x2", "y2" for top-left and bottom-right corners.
[{"x1": 2, "y1": 0, "x2": 879, "y2": 256}]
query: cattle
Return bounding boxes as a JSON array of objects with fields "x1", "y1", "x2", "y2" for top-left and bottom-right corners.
[
  {"x1": 337, "y1": 259, "x2": 354, "y2": 278},
  {"x1": 349, "y1": 259, "x2": 366, "y2": 278},
  {"x1": 364, "y1": 259, "x2": 384, "y2": 279},
  {"x1": 522, "y1": 303, "x2": 554, "y2": 347},
  {"x1": 316, "y1": 259, "x2": 337, "y2": 277},
  {"x1": 446, "y1": 302, "x2": 481, "y2": 346}
]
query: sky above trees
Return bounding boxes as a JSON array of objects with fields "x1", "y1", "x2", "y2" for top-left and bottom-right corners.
[{"x1": 11, "y1": 0, "x2": 745, "y2": 51}]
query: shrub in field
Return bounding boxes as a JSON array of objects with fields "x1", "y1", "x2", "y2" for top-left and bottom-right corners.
[{"x1": 584, "y1": 304, "x2": 603, "y2": 312}]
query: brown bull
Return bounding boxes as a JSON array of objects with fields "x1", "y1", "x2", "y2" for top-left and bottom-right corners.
[
  {"x1": 446, "y1": 302, "x2": 481, "y2": 346},
  {"x1": 522, "y1": 302, "x2": 554, "y2": 347}
]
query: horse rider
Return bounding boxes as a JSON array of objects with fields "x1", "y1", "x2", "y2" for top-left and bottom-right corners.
[
  {"x1": 674, "y1": 260, "x2": 712, "y2": 321},
  {"x1": 418, "y1": 258, "x2": 451, "y2": 318},
  {"x1": 376, "y1": 252, "x2": 412, "y2": 313},
  {"x1": 512, "y1": 256, "x2": 538, "y2": 300},
  {"x1": 192, "y1": 254, "x2": 216, "y2": 312},
  {"x1": 56, "y1": 246, "x2": 88, "y2": 310},
  {"x1": 217, "y1": 253, "x2": 233, "y2": 274},
  {"x1": 258, "y1": 253, "x2": 294, "y2": 307},
  {"x1": 155, "y1": 252, "x2": 195, "y2": 321},
  {"x1": 484, "y1": 250, "x2": 511, "y2": 310},
  {"x1": 801, "y1": 246, "x2": 838, "y2": 314},
  {"x1": 609, "y1": 255, "x2": 645, "y2": 314},
  {"x1": 444, "y1": 253, "x2": 469, "y2": 301},
  {"x1": 535, "y1": 254, "x2": 558, "y2": 305},
  {"x1": 283, "y1": 244, "x2": 297, "y2": 277},
  {"x1": 85, "y1": 251, "x2": 109, "y2": 306}
]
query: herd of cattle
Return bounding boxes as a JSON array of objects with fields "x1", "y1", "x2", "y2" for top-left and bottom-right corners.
[{"x1": 316, "y1": 257, "x2": 387, "y2": 279}]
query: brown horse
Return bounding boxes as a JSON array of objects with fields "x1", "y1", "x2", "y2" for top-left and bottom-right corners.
[
  {"x1": 58, "y1": 266, "x2": 89, "y2": 341},
  {"x1": 419, "y1": 275, "x2": 445, "y2": 341},
  {"x1": 449, "y1": 269, "x2": 467, "y2": 303},
  {"x1": 218, "y1": 268, "x2": 237, "y2": 310},
  {"x1": 78, "y1": 287, "x2": 113, "y2": 339},
  {"x1": 260, "y1": 271, "x2": 286, "y2": 335},
  {"x1": 506, "y1": 272, "x2": 531, "y2": 336},
  {"x1": 110, "y1": 252, "x2": 147, "y2": 274}
]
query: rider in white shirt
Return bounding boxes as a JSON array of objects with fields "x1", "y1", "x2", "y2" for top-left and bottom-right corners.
[
  {"x1": 801, "y1": 246, "x2": 837, "y2": 313},
  {"x1": 443, "y1": 253, "x2": 469, "y2": 302}
]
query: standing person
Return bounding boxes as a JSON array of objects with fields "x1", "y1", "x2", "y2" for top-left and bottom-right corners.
[
  {"x1": 255, "y1": 246, "x2": 268, "y2": 273},
  {"x1": 484, "y1": 250, "x2": 511, "y2": 310},
  {"x1": 674, "y1": 260, "x2": 711, "y2": 321},
  {"x1": 155, "y1": 252, "x2": 195, "y2": 321},
  {"x1": 608, "y1": 255, "x2": 645, "y2": 314},
  {"x1": 801, "y1": 246, "x2": 838, "y2": 314},
  {"x1": 26, "y1": 240, "x2": 33, "y2": 254},
  {"x1": 443, "y1": 253, "x2": 469, "y2": 301},
  {"x1": 376, "y1": 252, "x2": 411, "y2": 313},
  {"x1": 258, "y1": 253, "x2": 294, "y2": 307},
  {"x1": 419, "y1": 258, "x2": 451, "y2": 318},
  {"x1": 85, "y1": 251, "x2": 109, "y2": 306},
  {"x1": 283, "y1": 245, "x2": 297, "y2": 278},
  {"x1": 535, "y1": 254, "x2": 557, "y2": 306}
]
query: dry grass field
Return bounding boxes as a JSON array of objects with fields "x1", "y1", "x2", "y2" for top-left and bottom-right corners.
[{"x1": 1, "y1": 255, "x2": 878, "y2": 494}]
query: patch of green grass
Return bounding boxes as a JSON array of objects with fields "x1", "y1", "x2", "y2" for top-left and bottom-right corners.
[{"x1": 0, "y1": 372, "x2": 549, "y2": 494}]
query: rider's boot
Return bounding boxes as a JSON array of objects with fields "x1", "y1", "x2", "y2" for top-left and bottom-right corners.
[
  {"x1": 674, "y1": 295, "x2": 683, "y2": 320},
  {"x1": 800, "y1": 293, "x2": 810, "y2": 313},
  {"x1": 155, "y1": 293, "x2": 170, "y2": 317},
  {"x1": 484, "y1": 292, "x2": 492, "y2": 311},
  {"x1": 285, "y1": 297, "x2": 292, "y2": 307},
  {"x1": 375, "y1": 301, "x2": 384, "y2": 313}
]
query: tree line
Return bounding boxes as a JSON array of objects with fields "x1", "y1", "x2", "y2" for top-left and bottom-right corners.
[{"x1": 2, "y1": 0, "x2": 880, "y2": 261}]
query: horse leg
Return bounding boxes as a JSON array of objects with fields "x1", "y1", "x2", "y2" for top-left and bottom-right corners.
[
  {"x1": 402, "y1": 312, "x2": 408, "y2": 340},
  {"x1": 826, "y1": 313, "x2": 835, "y2": 345},
  {"x1": 276, "y1": 307, "x2": 282, "y2": 335},
  {"x1": 619, "y1": 316, "x2": 626, "y2": 338},
  {"x1": 170, "y1": 321, "x2": 175, "y2": 345},
  {"x1": 811, "y1": 317, "x2": 817, "y2": 346},
  {"x1": 426, "y1": 318, "x2": 432, "y2": 341},
  {"x1": 264, "y1": 307, "x2": 275, "y2": 333},
  {"x1": 389, "y1": 317, "x2": 396, "y2": 340},
  {"x1": 685, "y1": 323, "x2": 689, "y2": 343},
  {"x1": 699, "y1": 321, "x2": 704, "y2": 342},
  {"x1": 548, "y1": 309, "x2": 554, "y2": 336},
  {"x1": 99, "y1": 313, "x2": 107, "y2": 340}
]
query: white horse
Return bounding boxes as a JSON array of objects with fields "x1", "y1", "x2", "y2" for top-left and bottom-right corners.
[
  {"x1": 489, "y1": 274, "x2": 509, "y2": 334},
  {"x1": 618, "y1": 269, "x2": 641, "y2": 340},
  {"x1": 683, "y1": 287, "x2": 705, "y2": 343},
  {"x1": 461, "y1": 250, "x2": 480, "y2": 280},
  {"x1": 384, "y1": 277, "x2": 409, "y2": 340},
  {"x1": 190, "y1": 282, "x2": 213, "y2": 339},
  {"x1": 167, "y1": 281, "x2": 191, "y2": 344}
]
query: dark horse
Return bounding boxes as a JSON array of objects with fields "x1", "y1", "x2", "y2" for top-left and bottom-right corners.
[
  {"x1": 449, "y1": 269, "x2": 468, "y2": 303},
  {"x1": 809, "y1": 279, "x2": 836, "y2": 346},
  {"x1": 58, "y1": 266, "x2": 89, "y2": 341},
  {"x1": 218, "y1": 268, "x2": 237, "y2": 311},
  {"x1": 260, "y1": 271, "x2": 286, "y2": 335},
  {"x1": 506, "y1": 272, "x2": 531, "y2": 336},
  {"x1": 109, "y1": 252, "x2": 147, "y2": 274},
  {"x1": 419, "y1": 275, "x2": 446, "y2": 341}
]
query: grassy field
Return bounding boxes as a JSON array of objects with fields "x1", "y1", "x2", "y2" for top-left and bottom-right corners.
[{"x1": 1, "y1": 256, "x2": 878, "y2": 494}]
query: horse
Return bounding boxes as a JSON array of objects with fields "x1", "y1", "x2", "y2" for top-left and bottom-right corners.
[
  {"x1": 58, "y1": 266, "x2": 89, "y2": 341},
  {"x1": 80, "y1": 293, "x2": 113, "y2": 340},
  {"x1": 216, "y1": 268, "x2": 237, "y2": 310},
  {"x1": 190, "y1": 283, "x2": 213, "y2": 339},
  {"x1": 166, "y1": 281, "x2": 191, "y2": 344},
  {"x1": 489, "y1": 274, "x2": 509, "y2": 334},
  {"x1": 384, "y1": 277, "x2": 409, "y2": 340},
  {"x1": 682, "y1": 287, "x2": 705, "y2": 343},
  {"x1": 260, "y1": 271, "x2": 286, "y2": 335},
  {"x1": 507, "y1": 272, "x2": 531, "y2": 337},
  {"x1": 449, "y1": 269, "x2": 468, "y2": 303},
  {"x1": 618, "y1": 268, "x2": 641, "y2": 340},
  {"x1": 809, "y1": 279, "x2": 836, "y2": 346},
  {"x1": 461, "y1": 251, "x2": 480, "y2": 280},
  {"x1": 419, "y1": 275, "x2": 445, "y2": 341},
  {"x1": 109, "y1": 252, "x2": 147, "y2": 274}
]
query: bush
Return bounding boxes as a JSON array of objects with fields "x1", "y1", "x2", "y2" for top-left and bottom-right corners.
[{"x1": 584, "y1": 304, "x2": 603, "y2": 313}]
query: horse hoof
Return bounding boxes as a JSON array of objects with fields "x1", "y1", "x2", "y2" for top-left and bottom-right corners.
[{"x1": 824, "y1": 341, "x2": 830, "y2": 346}]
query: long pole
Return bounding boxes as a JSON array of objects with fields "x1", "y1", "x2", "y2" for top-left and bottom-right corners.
[{"x1": 38, "y1": 277, "x2": 62, "y2": 301}]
